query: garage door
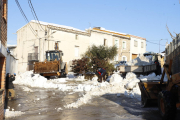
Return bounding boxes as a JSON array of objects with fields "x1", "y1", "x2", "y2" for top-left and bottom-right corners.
[{"x1": 132, "y1": 54, "x2": 137, "y2": 59}]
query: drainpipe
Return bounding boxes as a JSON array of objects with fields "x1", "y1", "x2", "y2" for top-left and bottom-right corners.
[{"x1": 48, "y1": 27, "x2": 50, "y2": 51}]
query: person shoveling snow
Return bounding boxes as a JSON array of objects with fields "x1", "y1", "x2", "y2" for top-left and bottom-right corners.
[{"x1": 96, "y1": 68, "x2": 107, "y2": 82}]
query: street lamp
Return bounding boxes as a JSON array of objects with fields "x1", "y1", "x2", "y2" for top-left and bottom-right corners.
[{"x1": 159, "y1": 39, "x2": 168, "y2": 53}]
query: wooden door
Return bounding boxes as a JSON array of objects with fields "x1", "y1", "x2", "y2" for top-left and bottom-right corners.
[{"x1": 132, "y1": 54, "x2": 137, "y2": 59}]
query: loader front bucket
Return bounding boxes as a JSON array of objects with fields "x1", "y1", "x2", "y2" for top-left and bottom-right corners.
[{"x1": 138, "y1": 81, "x2": 166, "y2": 107}]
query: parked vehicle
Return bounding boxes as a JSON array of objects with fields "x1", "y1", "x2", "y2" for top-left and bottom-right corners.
[
  {"x1": 118, "y1": 53, "x2": 162, "y2": 76},
  {"x1": 139, "y1": 36, "x2": 180, "y2": 120},
  {"x1": 34, "y1": 43, "x2": 68, "y2": 78},
  {"x1": 114, "y1": 61, "x2": 126, "y2": 70}
]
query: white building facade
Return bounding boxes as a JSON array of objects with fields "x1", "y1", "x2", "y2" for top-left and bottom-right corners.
[
  {"x1": 6, "y1": 45, "x2": 18, "y2": 75},
  {"x1": 15, "y1": 20, "x2": 146, "y2": 73},
  {"x1": 130, "y1": 35, "x2": 146, "y2": 60}
]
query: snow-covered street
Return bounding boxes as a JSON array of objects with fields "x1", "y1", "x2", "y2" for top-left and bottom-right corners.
[{"x1": 4, "y1": 71, "x2": 180, "y2": 120}]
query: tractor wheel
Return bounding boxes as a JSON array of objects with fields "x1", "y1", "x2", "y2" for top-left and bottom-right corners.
[
  {"x1": 45, "y1": 76, "x2": 50, "y2": 79},
  {"x1": 60, "y1": 72, "x2": 66, "y2": 78},
  {"x1": 157, "y1": 65, "x2": 161, "y2": 75},
  {"x1": 158, "y1": 91, "x2": 177, "y2": 120},
  {"x1": 61, "y1": 65, "x2": 67, "y2": 78},
  {"x1": 141, "y1": 96, "x2": 149, "y2": 108}
]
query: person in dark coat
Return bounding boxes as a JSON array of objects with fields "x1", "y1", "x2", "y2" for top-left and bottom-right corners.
[
  {"x1": 6, "y1": 73, "x2": 15, "y2": 100},
  {"x1": 96, "y1": 68, "x2": 107, "y2": 82}
]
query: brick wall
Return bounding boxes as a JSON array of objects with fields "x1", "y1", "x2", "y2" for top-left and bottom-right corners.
[
  {"x1": 0, "y1": 57, "x2": 6, "y2": 120},
  {"x1": 0, "y1": 89, "x2": 4, "y2": 120},
  {"x1": 0, "y1": 0, "x2": 8, "y2": 47},
  {"x1": 0, "y1": 0, "x2": 8, "y2": 119}
]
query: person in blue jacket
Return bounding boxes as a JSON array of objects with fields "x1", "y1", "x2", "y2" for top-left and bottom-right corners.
[{"x1": 96, "y1": 68, "x2": 107, "y2": 82}]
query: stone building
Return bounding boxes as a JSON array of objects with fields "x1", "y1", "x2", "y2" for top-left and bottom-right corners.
[
  {"x1": 90, "y1": 27, "x2": 131, "y2": 61},
  {"x1": 15, "y1": 20, "x2": 146, "y2": 73}
]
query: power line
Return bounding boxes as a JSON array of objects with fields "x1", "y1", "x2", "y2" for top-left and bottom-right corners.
[
  {"x1": 146, "y1": 40, "x2": 165, "y2": 46},
  {"x1": 15, "y1": 0, "x2": 38, "y2": 37},
  {"x1": 28, "y1": 0, "x2": 45, "y2": 31},
  {"x1": 146, "y1": 39, "x2": 168, "y2": 41},
  {"x1": 15, "y1": 0, "x2": 39, "y2": 38},
  {"x1": 28, "y1": 0, "x2": 41, "y2": 30}
]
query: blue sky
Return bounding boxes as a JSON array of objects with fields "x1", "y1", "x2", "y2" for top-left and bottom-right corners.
[{"x1": 8, "y1": 0, "x2": 180, "y2": 53}]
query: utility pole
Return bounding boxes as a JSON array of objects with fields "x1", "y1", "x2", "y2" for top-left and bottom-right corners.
[
  {"x1": 48, "y1": 27, "x2": 50, "y2": 51},
  {"x1": 39, "y1": 38, "x2": 41, "y2": 61}
]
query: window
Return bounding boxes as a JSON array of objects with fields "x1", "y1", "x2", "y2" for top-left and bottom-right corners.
[
  {"x1": 3, "y1": 0, "x2": 7, "y2": 21},
  {"x1": 122, "y1": 56, "x2": 127, "y2": 61},
  {"x1": 46, "y1": 52, "x2": 60, "y2": 61},
  {"x1": 134, "y1": 40, "x2": 138, "y2": 47},
  {"x1": 123, "y1": 41, "x2": 126, "y2": 49},
  {"x1": 34, "y1": 46, "x2": 38, "y2": 53},
  {"x1": 104, "y1": 39, "x2": 107, "y2": 46},
  {"x1": 141, "y1": 42, "x2": 144, "y2": 48},
  {"x1": 114, "y1": 54, "x2": 118, "y2": 61},
  {"x1": 75, "y1": 35, "x2": 79, "y2": 40},
  {"x1": 75, "y1": 46, "x2": 79, "y2": 57},
  {"x1": 115, "y1": 39, "x2": 119, "y2": 48}
]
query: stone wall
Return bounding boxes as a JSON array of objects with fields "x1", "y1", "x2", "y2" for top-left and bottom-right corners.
[{"x1": 165, "y1": 33, "x2": 180, "y2": 74}]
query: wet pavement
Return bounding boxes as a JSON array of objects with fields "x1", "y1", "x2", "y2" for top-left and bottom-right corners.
[{"x1": 4, "y1": 84, "x2": 180, "y2": 120}]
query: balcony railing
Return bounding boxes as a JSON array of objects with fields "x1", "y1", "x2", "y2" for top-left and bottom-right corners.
[{"x1": 28, "y1": 53, "x2": 39, "y2": 61}]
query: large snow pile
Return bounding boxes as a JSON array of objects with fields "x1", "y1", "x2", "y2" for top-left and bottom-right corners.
[
  {"x1": 65, "y1": 72, "x2": 163, "y2": 108},
  {"x1": 14, "y1": 71, "x2": 91, "y2": 91},
  {"x1": 4, "y1": 109, "x2": 25, "y2": 118},
  {"x1": 125, "y1": 54, "x2": 153, "y2": 66},
  {"x1": 14, "y1": 71, "x2": 165, "y2": 109},
  {"x1": 65, "y1": 72, "x2": 141, "y2": 108},
  {"x1": 14, "y1": 71, "x2": 57, "y2": 88},
  {"x1": 106, "y1": 73, "x2": 123, "y2": 84},
  {"x1": 67, "y1": 72, "x2": 75, "y2": 79},
  {"x1": 139, "y1": 73, "x2": 161, "y2": 81},
  {"x1": 14, "y1": 71, "x2": 72, "y2": 91},
  {"x1": 67, "y1": 72, "x2": 85, "y2": 81}
]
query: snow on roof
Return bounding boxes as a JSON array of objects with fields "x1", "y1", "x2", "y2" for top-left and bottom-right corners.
[
  {"x1": 92, "y1": 27, "x2": 128, "y2": 35},
  {"x1": 31, "y1": 20, "x2": 86, "y2": 33},
  {"x1": 7, "y1": 44, "x2": 17, "y2": 48},
  {"x1": 129, "y1": 34, "x2": 146, "y2": 40},
  {"x1": 104, "y1": 29, "x2": 128, "y2": 35},
  {"x1": 92, "y1": 27, "x2": 146, "y2": 40}
]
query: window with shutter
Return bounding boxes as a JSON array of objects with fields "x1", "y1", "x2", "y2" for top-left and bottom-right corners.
[
  {"x1": 141, "y1": 42, "x2": 143, "y2": 48},
  {"x1": 134, "y1": 40, "x2": 138, "y2": 47},
  {"x1": 114, "y1": 54, "x2": 118, "y2": 61},
  {"x1": 123, "y1": 41, "x2": 126, "y2": 49},
  {"x1": 115, "y1": 39, "x2": 119, "y2": 48},
  {"x1": 104, "y1": 39, "x2": 107, "y2": 46}
]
